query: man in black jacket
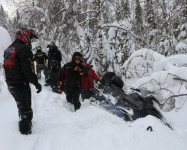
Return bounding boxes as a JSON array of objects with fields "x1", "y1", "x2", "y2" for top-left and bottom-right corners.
[
  {"x1": 3, "y1": 28, "x2": 42, "y2": 135},
  {"x1": 58, "y1": 52, "x2": 87, "y2": 111},
  {"x1": 47, "y1": 42, "x2": 62, "y2": 70},
  {"x1": 33, "y1": 46, "x2": 48, "y2": 79}
]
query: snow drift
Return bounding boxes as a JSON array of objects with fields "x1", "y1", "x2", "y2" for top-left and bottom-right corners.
[{"x1": 0, "y1": 26, "x2": 12, "y2": 64}]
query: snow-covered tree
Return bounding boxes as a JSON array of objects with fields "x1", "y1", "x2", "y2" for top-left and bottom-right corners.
[{"x1": 0, "y1": 5, "x2": 8, "y2": 29}]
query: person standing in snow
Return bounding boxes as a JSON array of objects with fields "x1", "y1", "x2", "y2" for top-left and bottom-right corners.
[
  {"x1": 80, "y1": 58, "x2": 100, "y2": 101},
  {"x1": 3, "y1": 28, "x2": 42, "y2": 135},
  {"x1": 33, "y1": 46, "x2": 48, "y2": 79},
  {"x1": 47, "y1": 42, "x2": 62, "y2": 70},
  {"x1": 45, "y1": 60, "x2": 61, "y2": 93},
  {"x1": 58, "y1": 52, "x2": 87, "y2": 111}
]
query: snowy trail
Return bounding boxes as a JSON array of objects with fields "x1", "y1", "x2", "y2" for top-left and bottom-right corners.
[{"x1": 0, "y1": 80, "x2": 187, "y2": 150}]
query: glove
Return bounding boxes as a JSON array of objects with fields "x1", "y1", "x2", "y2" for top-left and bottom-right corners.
[
  {"x1": 35, "y1": 83, "x2": 42, "y2": 93},
  {"x1": 57, "y1": 81, "x2": 63, "y2": 93}
]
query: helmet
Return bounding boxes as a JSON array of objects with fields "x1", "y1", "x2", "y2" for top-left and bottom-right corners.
[
  {"x1": 47, "y1": 42, "x2": 55, "y2": 48},
  {"x1": 35, "y1": 46, "x2": 42, "y2": 51},
  {"x1": 82, "y1": 58, "x2": 87, "y2": 62},
  {"x1": 15, "y1": 28, "x2": 38, "y2": 46}
]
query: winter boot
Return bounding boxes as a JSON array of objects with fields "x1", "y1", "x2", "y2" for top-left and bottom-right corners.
[
  {"x1": 19, "y1": 120, "x2": 32, "y2": 135},
  {"x1": 74, "y1": 102, "x2": 81, "y2": 111}
]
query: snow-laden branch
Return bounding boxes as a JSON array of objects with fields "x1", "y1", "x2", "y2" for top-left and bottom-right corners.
[
  {"x1": 77, "y1": 17, "x2": 97, "y2": 27},
  {"x1": 77, "y1": 10, "x2": 98, "y2": 15},
  {"x1": 101, "y1": 24, "x2": 147, "y2": 46}
]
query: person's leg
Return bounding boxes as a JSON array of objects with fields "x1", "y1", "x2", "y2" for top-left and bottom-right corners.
[
  {"x1": 36, "y1": 66, "x2": 41, "y2": 79},
  {"x1": 81, "y1": 91, "x2": 87, "y2": 102},
  {"x1": 8, "y1": 83, "x2": 33, "y2": 134},
  {"x1": 72, "y1": 89, "x2": 81, "y2": 111},
  {"x1": 65, "y1": 89, "x2": 73, "y2": 104}
]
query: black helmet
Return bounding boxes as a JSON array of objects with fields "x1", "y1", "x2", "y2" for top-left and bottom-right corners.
[
  {"x1": 82, "y1": 58, "x2": 87, "y2": 62},
  {"x1": 15, "y1": 28, "x2": 38, "y2": 46},
  {"x1": 35, "y1": 46, "x2": 42, "y2": 51},
  {"x1": 47, "y1": 42, "x2": 55, "y2": 48}
]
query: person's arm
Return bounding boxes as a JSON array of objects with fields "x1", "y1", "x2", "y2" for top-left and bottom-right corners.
[
  {"x1": 92, "y1": 70, "x2": 100, "y2": 81},
  {"x1": 58, "y1": 50, "x2": 62, "y2": 62},
  {"x1": 45, "y1": 52, "x2": 48, "y2": 59},
  {"x1": 58, "y1": 66, "x2": 65, "y2": 81},
  {"x1": 57, "y1": 66, "x2": 65, "y2": 93},
  {"x1": 33, "y1": 54, "x2": 36, "y2": 61},
  {"x1": 20, "y1": 47, "x2": 38, "y2": 86},
  {"x1": 79, "y1": 64, "x2": 88, "y2": 78}
]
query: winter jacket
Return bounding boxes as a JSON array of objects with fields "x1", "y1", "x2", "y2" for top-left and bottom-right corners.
[
  {"x1": 58, "y1": 62, "x2": 87, "y2": 89},
  {"x1": 33, "y1": 50, "x2": 48, "y2": 66},
  {"x1": 3, "y1": 39, "x2": 38, "y2": 86},
  {"x1": 81, "y1": 65, "x2": 100, "y2": 91},
  {"x1": 58, "y1": 52, "x2": 87, "y2": 89}
]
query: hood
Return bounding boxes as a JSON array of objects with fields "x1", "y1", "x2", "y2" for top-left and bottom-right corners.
[{"x1": 72, "y1": 52, "x2": 82, "y2": 62}]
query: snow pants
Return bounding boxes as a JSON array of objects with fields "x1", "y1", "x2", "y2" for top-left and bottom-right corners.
[
  {"x1": 36, "y1": 65, "x2": 47, "y2": 79},
  {"x1": 8, "y1": 83, "x2": 33, "y2": 134},
  {"x1": 81, "y1": 90, "x2": 95, "y2": 101},
  {"x1": 65, "y1": 88, "x2": 81, "y2": 111}
]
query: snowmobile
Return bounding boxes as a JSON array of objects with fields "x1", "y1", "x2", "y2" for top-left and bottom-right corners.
[{"x1": 91, "y1": 72, "x2": 173, "y2": 130}]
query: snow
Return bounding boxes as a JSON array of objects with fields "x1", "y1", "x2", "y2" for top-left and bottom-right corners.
[
  {"x1": 0, "y1": 29, "x2": 187, "y2": 150},
  {"x1": 176, "y1": 42, "x2": 187, "y2": 53},
  {"x1": 0, "y1": 26, "x2": 12, "y2": 63}
]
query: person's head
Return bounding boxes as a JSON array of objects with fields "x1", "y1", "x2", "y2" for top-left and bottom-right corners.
[
  {"x1": 72, "y1": 52, "x2": 82, "y2": 64},
  {"x1": 15, "y1": 28, "x2": 38, "y2": 46},
  {"x1": 47, "y1": 42, "x2": 55, "y2": 49},
  {"x1": 35, "y1": 46, "x2": 42, "y2": 52},
  {"x1": 81, "y1": 58, "x2": 87, "y2": 66}
]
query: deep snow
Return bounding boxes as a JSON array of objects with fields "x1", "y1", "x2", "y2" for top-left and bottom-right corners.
[
  {"x1": 0, "y1": 27, "x2": 12, "y2": 63},
  {"x1": 0, "y1": 76, "x2": 187, "y2": 150}
]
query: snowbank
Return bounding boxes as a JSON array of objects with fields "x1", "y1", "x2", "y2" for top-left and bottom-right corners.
[
  {"x1": 0, "y1": 26, "x2": 12, "y2": 63},
  {"x1": 0, "y1": 82, "x2": 187, "y2": 150}
]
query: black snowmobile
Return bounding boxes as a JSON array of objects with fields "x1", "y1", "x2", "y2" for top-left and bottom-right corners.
[{"x1": 92, "y1": 72, "x2": 172, "y2": 130}]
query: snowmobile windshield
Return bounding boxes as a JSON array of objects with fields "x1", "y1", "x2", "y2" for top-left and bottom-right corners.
[{"x1": 99, "y1": 72, "x2": 124, "y2": 89}]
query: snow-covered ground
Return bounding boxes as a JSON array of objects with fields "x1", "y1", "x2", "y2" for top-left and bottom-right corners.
[
  {"x1": 0, "y1": 27, "x2": 187, "y2": 150},
  {"x1": 0, "y1": 73, "x2": 187, "y2": 150}
]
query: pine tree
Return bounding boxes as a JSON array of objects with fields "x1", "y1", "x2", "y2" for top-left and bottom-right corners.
[
  {"x1": 0, "y1": 5, "x2": 8, "y2": 29},
  {"x1": 134, "y1": 0, "x2": 143, "y2": 36},
  {"x1": 145, "y1": 0, "x2": 155, "y2": 29},
  {"x1": 121, "y1": 0, "x2": 131, "y2": 20}
]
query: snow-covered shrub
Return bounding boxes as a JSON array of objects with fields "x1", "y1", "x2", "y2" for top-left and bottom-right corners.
[{"x1": 123, "y1": 49, "x2": 187, "y2": 112}]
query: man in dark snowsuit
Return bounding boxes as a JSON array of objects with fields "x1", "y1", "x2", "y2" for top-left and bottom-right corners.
[
  {"x1": 47, "y1": 42, "x2": 62, "y2": 70},
  {"x1": 3, "y1": 28, "x2": 42, "y2": 135},
  {"x1": 45, "y1": 60, "x2": 61, "y2": 93},
  {"x1": 58, "y1": 52, "x2": 87, "y2": 111},
  {"x1": 33, "y1": 46, "x2": 48, "y2": 79}
]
